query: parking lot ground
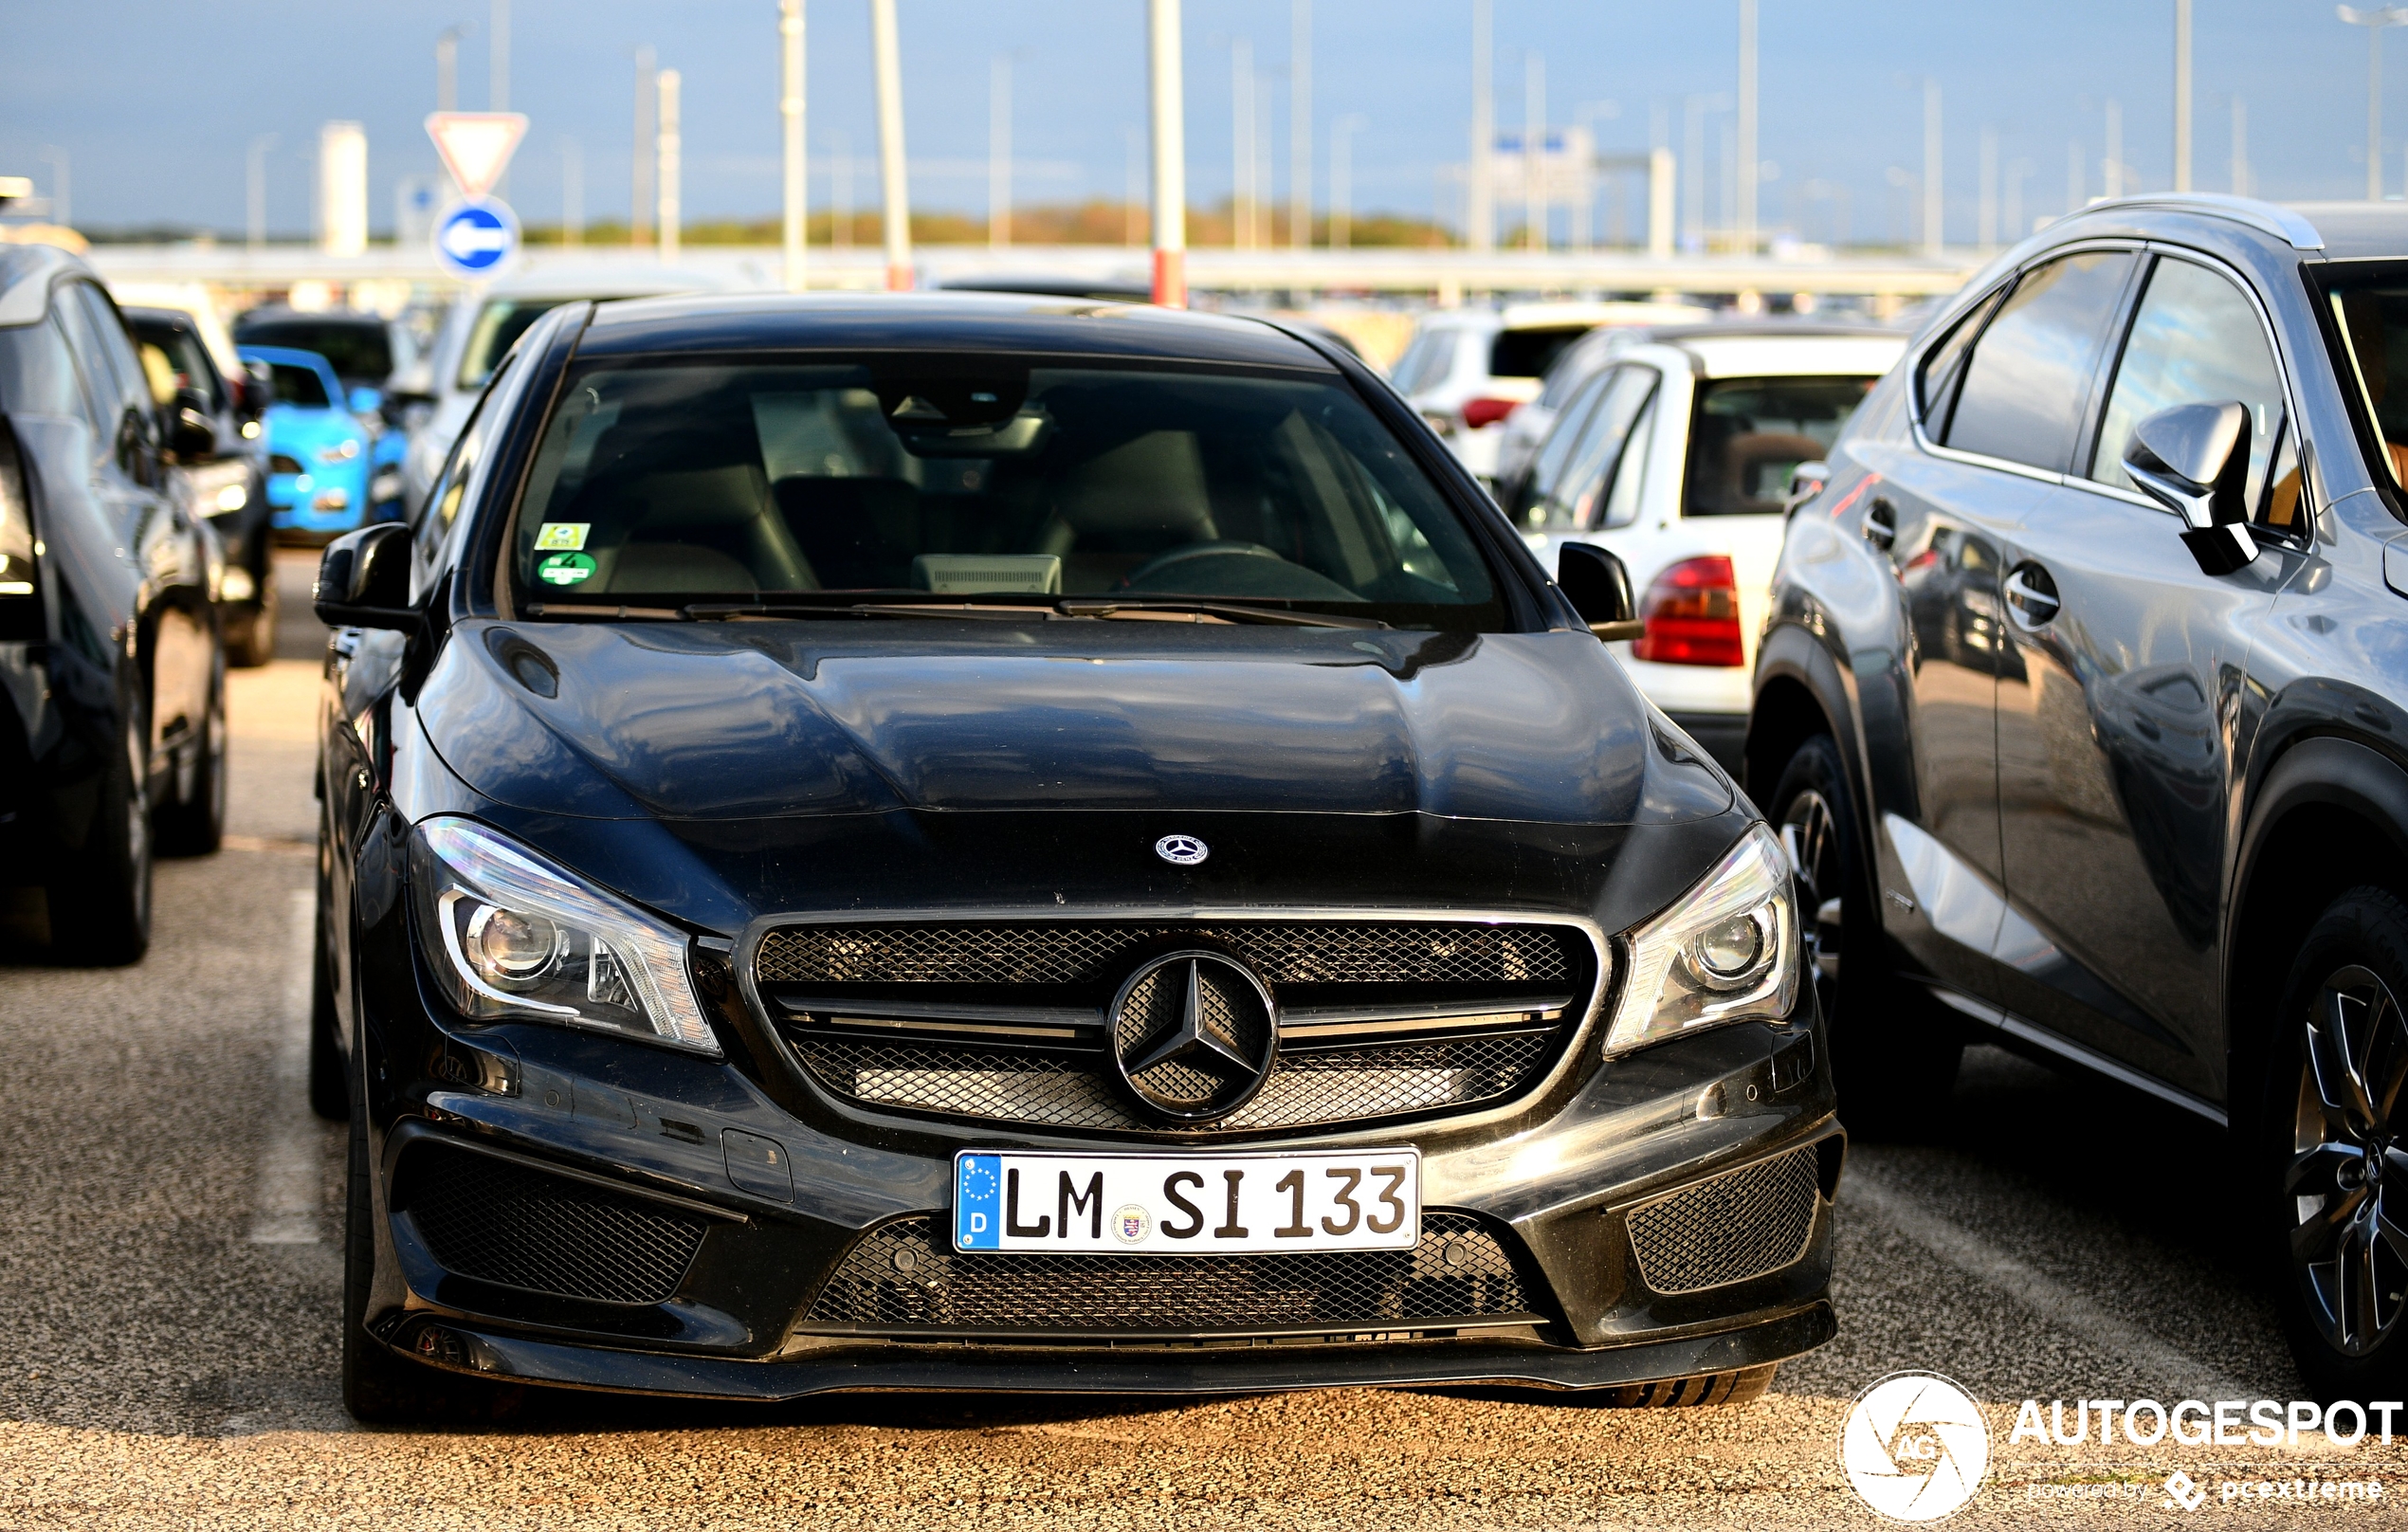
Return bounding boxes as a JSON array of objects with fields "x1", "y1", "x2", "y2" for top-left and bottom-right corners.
[{"x1": 1, "y1": 553, "x2": 2403, "y2": 1529}]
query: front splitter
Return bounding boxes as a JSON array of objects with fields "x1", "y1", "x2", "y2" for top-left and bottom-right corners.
[{"x1": 392, "y1": 1302, "x2": 1835, "y2": 1401}]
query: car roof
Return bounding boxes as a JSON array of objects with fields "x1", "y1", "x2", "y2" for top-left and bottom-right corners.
[
  {"x1": 575, "y1": 291, "x2": 1340, "y2": 369},
  {"x1": 939, "y1": 275, "x2": 1153, "y2": 303},
  {"x1": 238, "y1": 344, "x2": 345, "y2": 392},
  {"x1": 121, "y1": 304, "x2": 198, "y2": 334},
  {"x1": 235, "y1": 306, "x2": 390, "y2": 332},
  {"x1": 1661, "y1": 333, "x2": 1909, "y2": 379},
  {"x1": 0, "y1": 242, "x2": 90, "y2": 327}
]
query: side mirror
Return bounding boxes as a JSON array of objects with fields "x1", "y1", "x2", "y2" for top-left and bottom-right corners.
[
  {"x1": 1784, "y1": 460, "x2": 1831, "y2": 519},
  {"x1": 314, "y1": 522, "x2": 420, "y2": 630},
  {"x1": 2122, "y1": 400, "x2": 2257, "y2": 574},
  {"x1": 348, "y1": 385, "x2": 384, "y2": 417},
  {"x1": 167, "y1": 388, "x2": 217, "y2": 462},
  {"x1": 1559, "y1": 541, "x2": 1643, "y2": 642},
  {"x1": 237, "y1": 359, "x2": 271, "y2": 419}
]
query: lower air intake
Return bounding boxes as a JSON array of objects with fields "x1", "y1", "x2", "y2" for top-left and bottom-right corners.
[
  {"x1": 803, "y1": 1211, "x2": 1541, "y2": 1335},
  {"x1": 398, "y1": 1141, "x2": 708, "y2": 1305},
  {"x1": 1625, "y1": 1146, "x2": 1821, "y2": 1295}
]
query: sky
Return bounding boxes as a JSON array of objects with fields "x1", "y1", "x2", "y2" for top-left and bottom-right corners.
[{"x1": 0, "y1": 1, "x2": 2392, "y2": 246}]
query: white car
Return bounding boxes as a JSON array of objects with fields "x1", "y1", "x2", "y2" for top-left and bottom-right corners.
[
  {"x1": 395, "y1": 265, "x2": 721, "y2": 517},
  {"x1": 1389, "y1": 301, "x2": 1706, "y2": 482},
  {"x1": 1508, "y1": 330, "x2": 1907, "y2": 771}
]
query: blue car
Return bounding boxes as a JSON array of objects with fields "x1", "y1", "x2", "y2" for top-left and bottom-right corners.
[{"x1": 239, "y1": 345, "x2": 380, "y2": 539}]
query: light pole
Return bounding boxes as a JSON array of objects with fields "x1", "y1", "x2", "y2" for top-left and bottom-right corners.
[
  {"x1": 246, "y1": 134, "x2": 277, "y2": 252},
  {"x1": 1979, "y1": 124, "x2": 1998, "y2": 251},
  {"x1": 631, "y1": 46, "x2": 656, "y2": 247},
  {"x1": 989, "y1": 53, "x2": 1012, "y2": 250},
  {"x1": 1231, "y1": 39, "x2": 1254, "y2": 248},
  {"x1": 561, "y1": 136, "x2": 582, "y2": 246},
  {"x1": 1148, "y1": 0, "x2": 1188, "y2": 305},
  {"x1": 1523, "y1": 51, "x2": 1544, "y2": 251},
  {"x1": 489, "y1": 0, "x2": 510, "y2": 200},
  {"x1": 1469, "y1": 0, "x2": 1492, "y2": 253},
  {"x1": 870, "y1": 0, "x2": 912, "y2": 290},
  {"x1": 1923, "y1": 78, "x2": 1943, "y2": 258},
  {"x1": 38, "y1": 147, "x2": 68, "y2": 230},
  {"x1": 2340, "y1": 7, "x2": 2408, "y2": 201},
  {"x1": 658, "y1": 68, "x2": 681, "y2": 264},
  {"x1": 1330, "y1": 112, "x2": 1366, "y2": 249},
  {"x1": 436, "y1": 26, "x2": 464, "y2": 112},
  {"x1": 782, "y1": 0, "x2": 806, "y2": 291},
  {"x1": 1290, "y1": 0, "x2": 1311, "y2": 250},
  {"x1": 2231, "y1": 97, "x2": 2251, "y2": 196},
  {"x1": 1738, "y1": 0, "x2": 1758, "y2": 253},
  {"x1": 2174, "y1": 0, "x2": 2193, "y2": 191}
]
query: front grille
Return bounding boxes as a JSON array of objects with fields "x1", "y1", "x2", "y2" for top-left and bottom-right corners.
[
  {"x1": 396, "y1": 1142, "x2": 709, "y2": 1305},
  {"x1": 801, "y1": 1211, "x2": 1542, "y2": 1334},
  {"x1": 757, "y1": 920, "x2": 1592, "y2": 1136},
  {"x1": 1625, "y1": 1147, "x2": 1821, "y2": 1295},
  {"x1": 758, "y1": 922, "x2": 1576, "y2": 988},
  {"x1": 794, "y1": 1031, "x2": 1558, "y2": 1133}
]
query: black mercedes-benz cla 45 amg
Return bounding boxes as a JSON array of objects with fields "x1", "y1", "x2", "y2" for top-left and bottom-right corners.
[{"x1": 309, "y1": 292, "x2": 1839, "y2": 1421}]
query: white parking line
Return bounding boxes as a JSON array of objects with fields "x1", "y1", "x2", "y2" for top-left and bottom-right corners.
[
  {"x1": 1845, "y1": 1170, "x2": 2255, "y2": 1402},
  {"x1": 246, "y1": 887, "x2": 322, "y2": 1245}
]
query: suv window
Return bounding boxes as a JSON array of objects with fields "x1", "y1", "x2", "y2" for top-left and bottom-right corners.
[
  {"x1": 0, "y1": 314, "x2": 86, "y2": 419},
  {"x1": 1685, "y1": 375, "x2": 1875, "y2": 517},
  {"x1": 1389, "y1": 331, "x2": 1455, "y2": 396},
  {"x1": 1915, "y1": 288, "x2": 2003, "y2": 431},
  {"x1": 1518, "y1": 367, "x2": 1613, "y2": 518},
  {"x1": 1943, "y1": 250, "x2": 2135, "y2": 471},
  {"x1": 139, "y1": 324, "x2": 227, "y2": 413},
  {"x1": 233, "y1": 315, "x2": 392, "y2": 386},
  {"x1": 1530, "y1": 366, "x2": 1657, "y2": 530},
  {"x1": 2090, "y1": 258, "x2": 2287, "y2": 508},
  {"x1": 1488, "y1": 325, "x2": 1590, "y2": 380},
  {"x1": 51, "y1": 284, "x2": 135, "y2": 458},
  {"x1": 2320, "y1": 274, "x2": 2408, "y2": 495}
]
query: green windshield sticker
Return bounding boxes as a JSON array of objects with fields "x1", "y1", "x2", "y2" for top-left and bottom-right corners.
[
  {"x1": 537, "y1": 552, "x2": 596, "y2": 586},
  {"x1": 534, "y1": 521, "x2": 591, "y2": 551}
]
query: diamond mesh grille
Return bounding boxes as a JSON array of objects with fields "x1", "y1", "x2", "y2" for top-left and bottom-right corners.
[
  {"x1": 801, "y1": 1211, "x2": 1540, "y2": 1333},
  {"x1": 399, "y1": 1142, "x2": 709, "y2": 1305},
  {"x1": 1625, "y1": 1147, "x2": 1820, "y2": 1295},
  {"x1": 757, "y1": 922, "x2": 1577, "y2": 988},
  {"x1": 794, "y1": 1031, "x2": 1556, "y2": 1133}
]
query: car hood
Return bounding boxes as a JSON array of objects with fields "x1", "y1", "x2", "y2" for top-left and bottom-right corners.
[{"x1": 416, "y1": 618, "x2": 1732, "y2": 829}]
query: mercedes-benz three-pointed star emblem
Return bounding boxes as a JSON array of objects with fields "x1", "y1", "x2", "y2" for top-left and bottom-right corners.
[
  {"x1": 1154, "y1": 834, "x2": 1210, "y2": 866},
  {"x1": 1106, "y1": 951, "x2": 1277, "y2": 1123}
]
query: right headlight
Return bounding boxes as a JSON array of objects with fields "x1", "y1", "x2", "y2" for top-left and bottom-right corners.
[
  {"x1": 407, "y1": 817, "x2": 721, "y2": 1055},
  {"x1": 1601, "y1": 823, "x2": 1800, "y2": 1056}
]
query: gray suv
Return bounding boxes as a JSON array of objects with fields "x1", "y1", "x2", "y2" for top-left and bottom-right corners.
[{"x1": 1749, "y1": 193, "x2": 2408, "y2": 1401}]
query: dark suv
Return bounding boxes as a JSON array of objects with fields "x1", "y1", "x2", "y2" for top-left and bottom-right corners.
[{"x1": 1751, "y1": 193, "x2": 2408, "y2": 1400}]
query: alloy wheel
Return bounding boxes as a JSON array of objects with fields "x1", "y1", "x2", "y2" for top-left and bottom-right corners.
[
  {"x1": 2289, "y1": 963, "x2": 2408, "y2": 1358},
  {"x1": 1779, "y1": 788, "x2": 1843, "y2": 1017}
]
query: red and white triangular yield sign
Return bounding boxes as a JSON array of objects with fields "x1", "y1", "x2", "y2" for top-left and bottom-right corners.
[{"x1": 425, "y1": 113, "x2": 529, "y2": 201}]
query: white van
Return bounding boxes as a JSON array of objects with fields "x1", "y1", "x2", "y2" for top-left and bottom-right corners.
[{"x1": 1508, "y1": 329, "x2": 1906, "y2": 770}]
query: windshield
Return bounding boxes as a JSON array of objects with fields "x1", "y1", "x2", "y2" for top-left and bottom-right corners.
[
  {"x1": 233, "y1": 317, "x2": 392, "y2": 385},
  {"x1": 1683, "y1": 374, "x2": 1874, "y2": 517},
  {"x1": 263, "y1": 361, "x2": 332, "y2": 409},
  {"x1": 460, "y1": 299, "x2": 578, "y2": 390},
  {"x1": 510, "y1": 359, "x2": 1501, "y2": 628}
]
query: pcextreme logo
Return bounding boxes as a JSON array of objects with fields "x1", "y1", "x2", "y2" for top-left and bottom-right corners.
[{"x1": 1840, "y1": 1371, "x2": 1992, "y2": 1522}]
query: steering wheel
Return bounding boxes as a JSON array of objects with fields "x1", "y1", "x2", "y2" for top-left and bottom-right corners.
[{"x1": 1117, "y1": 540, "x2": 1360, "y2": 600}]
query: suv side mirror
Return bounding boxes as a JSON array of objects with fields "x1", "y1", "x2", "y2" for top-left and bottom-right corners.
[
  {"x1": 315, "y1": 523, "x2": 420, "y2": 630},
  {"x1": 1784, "y1": 460, "x2": 1831, "y2": 519},
  {"x1": 166, "y1": 386, "x2": 216, "y2": 462},
  {"x1": 1559, "y1": 541, "x2": 1643, "y2": 641},
  {"x1": 2122, "y1": 400, "x2": 2257, "y2": 574},
  {"x1": 348, "y1": 384, "x2": 384, "y2": 417}
]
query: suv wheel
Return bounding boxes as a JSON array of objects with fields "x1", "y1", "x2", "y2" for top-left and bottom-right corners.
[
  {"x1": 226, "y1": 571, "x2": 279, "y2": 668},
  {"x1": 46, "y1": 690, "x2": 153, "y2": 964},
  {"x1": 154, "y1": 644, "x2": 226, "y2": 856},
  {"x1": 1766, "y1": 734, "x2": 1960, "y2": 1134},
  {"x1": 2269, "y1": 886, "x2": 2408, "y2": 1402}
]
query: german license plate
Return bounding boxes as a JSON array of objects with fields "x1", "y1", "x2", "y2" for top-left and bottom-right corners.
[{"x1": 953, "y1": 1148, "x2": 1421, "y2": 1254}]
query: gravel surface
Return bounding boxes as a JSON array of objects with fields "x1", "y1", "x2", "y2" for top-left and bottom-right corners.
[{"x1": 2, "y1": 553, "x2": 2402, "y2": 1528}]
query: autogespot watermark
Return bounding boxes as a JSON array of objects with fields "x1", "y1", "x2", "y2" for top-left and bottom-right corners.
[{"x1": 1840, "y1": 1382, "x2": 2401, "y2": 1522}]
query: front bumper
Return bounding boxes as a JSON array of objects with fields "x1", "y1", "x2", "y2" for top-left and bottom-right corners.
[{"x1": 351, "y1": 885, "x2": 1843, "y2": 1396}]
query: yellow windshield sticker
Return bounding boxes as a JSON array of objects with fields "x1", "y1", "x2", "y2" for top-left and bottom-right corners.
[{"x1": 535, "y1": 521, "x2": 591, "y2": 551}]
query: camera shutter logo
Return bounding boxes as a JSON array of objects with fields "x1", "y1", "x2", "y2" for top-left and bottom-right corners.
[{"x1": 1839, "y1": 1371, "x2": 1989, "y2": 1522}]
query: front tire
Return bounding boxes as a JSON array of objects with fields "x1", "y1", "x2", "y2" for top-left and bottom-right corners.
[
  {"x1": 46, "y1": 693, "x2": 153, "y2": 965},
  {"x1": 2267, "y1": 886, "x2": 2408, "y2": 1404},
  {"x1": 154, "y1": 644, "x2": 226, "y2": 857},
  {"x1": 1765, "y1": 734, "x2": 1961, "y2": 1135},
  {"x1": 225, "y1": 573, "x2": 279, "y2": 668}
]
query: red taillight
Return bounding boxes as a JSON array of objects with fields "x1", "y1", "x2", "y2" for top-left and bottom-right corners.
[
  {"x1": 1461, "y1": 396, "x2": 1519, "y2": 429},
  {"x1": 1632, "y1": 556, "x2": 1745, "y2": 667}
]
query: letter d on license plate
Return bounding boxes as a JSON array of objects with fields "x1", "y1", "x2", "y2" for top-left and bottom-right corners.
[{"x1": 954, "y1": 1148, "x2": 1420, "y2": 1255}]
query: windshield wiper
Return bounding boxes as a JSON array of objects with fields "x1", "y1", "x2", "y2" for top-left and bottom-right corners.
[{"x1": 1054, "y1": 598, "x2": 1388, "y2": 630}]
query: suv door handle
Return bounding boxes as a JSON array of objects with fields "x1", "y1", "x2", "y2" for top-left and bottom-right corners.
[
  {"x1": 2003, "y1": 563, "x2": 2060, "y2": 629},
  {"x1": 1864, "y1": 497, "x2": 1898, "y2": 552}
]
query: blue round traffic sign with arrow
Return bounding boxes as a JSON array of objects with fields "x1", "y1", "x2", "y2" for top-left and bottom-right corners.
[{"x1": 433, "y1": 197, "x2": 520, "y2": 278}]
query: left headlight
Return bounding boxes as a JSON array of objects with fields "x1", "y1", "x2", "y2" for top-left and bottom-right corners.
[
  {"x1": 1601, "y1": 823, "x2": 1800, "y2": 1055},
  {"x1": 318, "y1": 439, "x2": 361, "y2": 464},
  {"x1": 408, "y1": 817, "x2": 721, "y2": 1055}
]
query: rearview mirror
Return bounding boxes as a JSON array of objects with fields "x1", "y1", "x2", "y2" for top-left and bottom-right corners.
[
  {"x1": 2122, "y1": 400, "x2": 2257, "y2": 574},
  {"x1": 315, "y1": 523, "x2": 420, "y2": 630},
  {"x1": 1559, "y1": 541, "x2": 1643, "y2": 642}
]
